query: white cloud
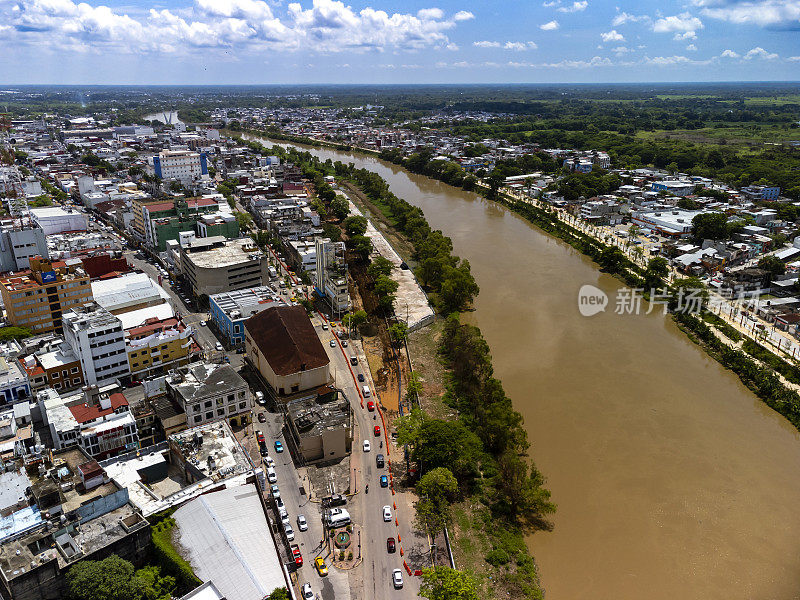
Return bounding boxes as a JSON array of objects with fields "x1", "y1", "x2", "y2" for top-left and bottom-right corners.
[
  {"x1": 673, "y1": 31, "x2": 697, "y2": 40},
  {"x1": 540, "y1": 20, "x2": 559, "y2": 30},
  {"x1": 744, "y1": 46, "x2": 778, "y2": 59},
  {"x1": 445, "y1": 42, "x2": 459, "y2": 50},
  {"x1": 612, "y1": 11, "x2": 650, "y2": 25},
  {"x1": 693, "y1": 0, "x2": 800, "y2": 28},
  {"x1": 686, "y1": 43, "x2": 697, "y2": 50},
  {"x1": 473, "y1": 40, "x2": 537, "y2": 51},
  {"x1": 6, "y1": 0, "x2": 473, "y2": 54},
  {"x1": 473, "y1": 40, "x2": 501, "y2": 48},
  {"x1": 612, "y1": 45, "x2": 631, "y2": 54},
  {"x1": 601, "y1": 29, "x2": 624, "y2": 42},
  {"x1": 645, "y1": 55, "x2": 693, "y2": 65},
  {"x1": 653, "y1": 12, "x2": 704, "y2": 34},
  {"x1": 557, "y1": 1, "x2": 588, "y2": 13},
  {"x1": 720, "y1": 49, "x2": 740, "y2": 58},
  {"x1": 788, "y1": 55, "x2": 800, "y2": 61},
  {"x1": 542, "y1": 0, "x2": 560, "y2": 6}
]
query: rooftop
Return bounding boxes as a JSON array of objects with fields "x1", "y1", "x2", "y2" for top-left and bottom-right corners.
[
  {"x1": 210, "y1": 285, "x2": 284, "y2": 320},
  {"x1": 287, "y1": 391, "x2": 350, "y2": 438},
  {"x1": 182, "y1": 237, "x2": 264, "y2": 269},
  {"x1": 168, "y1": 363, "x2": 246, "y2": 405}
]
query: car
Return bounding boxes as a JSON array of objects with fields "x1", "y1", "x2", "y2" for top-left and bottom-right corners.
[
  {"x1": 279, "y1": 506, "x2": 289, "y2": 522},
  {"x1": 358, "y1": 373, "x2": 365, "y2": 382},
  {"x1": 266, "y1": 467, "x2": 277, "y2": 483},
  {"x1": 297, "y1": 514, "x2": 308, "y2": 531},
  {"x1": 323, "y1": 493, "x2": 347, "y2": 508},
  {"x1": 392, "y1": 568, "x2": 404, "y2": 589},
  {"x1": 363, "y1": 440, "x2": 371, "y2": 452},
  {"x1": 256, "y1": 431, "x2": 265, "y2": 445},
  {"x1": 322, "y1": 323, "x2": 328, "y2": 330},
  {"x1": 301, "y1": 583, "x2": 314, "y2": 600},
  {"x1": 367, "y1": 401, "x2": 375, "y2": 412},
  {"x1": 255, "y1": 391, "x2": 265, "y2": 405},
  {"x1": 341, "y1": 340, "x2": 348, "y2": 347},
  {"x1": 292, "y1": 545, "x2": 303, "y2": 567},
  {"x1": 284, "y1": 523, "x2": 294, "y2": 541},
  {"x1": 387, "y1": 537, "x2": 396, "y2": 553},
  {"x1": 215, "y1": 342, "x2": 223, "y2": 351},
  {"x1": 258, "y1": 413, "x2": 266, "y2": 423},
  {"x1": 374, "y1": 425, "x2": 381, "y2": 437},
  {"x1": 275, "y1": 440, "x2": 284, "y2": 453},
  {"x1": 270, "y1": 484, "x2": 280, "y2": 498},
  {"x1": 380, "y1": 475, "x2": 388, "y2": 488},
  {"x1": 382, "y1": 505, "x2": 392, "y2": 521},
  {"x1": 329, "y1": 339, "x2": 336, "y2": 348},
  {"x1": 275, "y1": 496, "x2": 285, "y2": 510},
  {"x1": 314, "y1": 556, "x2": 328, "y2": 576},
  {"x1": 264, "y1": 455, "x2": 275, "y2": 468},
  {"x1": 200, "y1": 320, "x2": 207, "y2": 327},
  {"x1": 376, "y1": 453, "x2": 385, "y2": 468}
]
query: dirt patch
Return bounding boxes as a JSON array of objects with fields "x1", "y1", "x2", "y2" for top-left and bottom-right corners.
[{"x1": 407, "y1": 319, "x2": 455, "y2": 420}]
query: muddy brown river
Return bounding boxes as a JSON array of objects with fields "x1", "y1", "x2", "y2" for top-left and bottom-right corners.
[{"x1": 257, "y1": 137, "x2": 800, "y2": 600}]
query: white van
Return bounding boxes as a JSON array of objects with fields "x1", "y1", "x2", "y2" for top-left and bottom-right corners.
[
  {"x1": 326, "y1": 508, "x2": 351, "y2": 528},
  {"x1": 362, "y1": 385, "x2": 371, "y2": 398}
]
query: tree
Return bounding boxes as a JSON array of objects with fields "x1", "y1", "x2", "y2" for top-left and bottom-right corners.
[
  {"x1": 322, "y1": 222, "x2": 342, "y2": 242},
  {"x1": 643, "y1": 257, "x2": 669, "y2": 291},
  {"x1": 493, "y1": 449, "x2": 556, "y2": 528},
  {"x1": 367, "y1": 256, "x2": 393, "y2": 279},
  {"x1": 65, "y1": 556, "x2": 146, "y2": 600},
  {"x1": 415, "y1": 467, "x2": 458, "y2": 537},
  {"x1": 597, "y1": 246, "x2": 626, "y2": 274},
  {"x1": 330, "y1": 196, "x2": 350, "y2": 220},
  {"x1": 342, "y1": 310, "x2": 368, "y2": 332},
  {"x1": 374, "y1": 274, "x2": 399, "y2": 311},
  {"x1": 343, "y1": 215, "x2": 368, "y2": 236},
  {"x1": 0, "y1": 327, "x2": 32, "y2": 341},
  {"x1": 419, "y1": 567, "x2": 480, "y2": 600},
  {"x1": 405, "y1": 370, "x2": 423, "y2": 402},
  {"x1": 438, "y1": 261, "x2": 479, "y2": 314},
  {"x1": 267, "y1": 588, "x2": 290, "y2": 600},
  {"x1": 677, "y1": 197, "x2": 699, "y2": 210},
  {"x1": 691, "y1": 212, "x2": 731, "y2": 242},
  {"x1": 389, "y1": 322, "x2": 408, "y2": 344},
  {"x1": 758, "y1": 255, "x2": 786, "y2": 279},
  {"x1": 234, "y1": 211, "x2": 253, "y2": 230},
  {"x1": 347, "y1": 235, "x2": 371, "y2": 262}
]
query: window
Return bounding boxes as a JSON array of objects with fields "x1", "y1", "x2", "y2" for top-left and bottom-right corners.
[
  {"x1": 194, "y1": 415, "x2": 202, "y2": 423},
  {"x1": 62, "y1": 370, "x2": 68, "y2": 379},
  {"x1": 227, "y1": 394, "x2": 234, "y2": 402},
  {"x1": 70, "y1": 367, "x2": 78, "y2": 374},
  {"x1": 51, "y1": 372, "x2": 59, "y2": 379},
  {"x1": 72, "y1": 379, "x2": 81, "y2": 385},
  {"x1": 204, "y1": 400, "x2": 212, "y2": 408},
  {"x1": 238, "y1": 402, "x2": 246, "y2": 410},
  {"x1": 205, "y1": 412, "x2": 213, "y2": 420},
  {"x1": 217, "y1": 409, "x2": 224, "y2": 416}
]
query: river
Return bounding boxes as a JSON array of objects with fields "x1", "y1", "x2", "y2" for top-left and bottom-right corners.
[{"x1": 251, "y1": 136, "x2": 800, "y2": 600}]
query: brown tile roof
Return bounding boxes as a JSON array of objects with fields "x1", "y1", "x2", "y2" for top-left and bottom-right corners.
[{"x1": 245, "y1": 305, "x2": 329, "y2": 376}]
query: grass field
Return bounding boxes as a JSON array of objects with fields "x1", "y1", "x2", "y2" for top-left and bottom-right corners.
[{"x1": 636, "y1": 123, "x2": 800, "y2": 147}]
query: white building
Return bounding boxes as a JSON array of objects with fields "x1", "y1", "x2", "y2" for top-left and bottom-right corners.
[
  {"x1": 314, "y1": 238, "x2": 350, "y2": 315},
  {"x1": 29, "y1": 207, "x2": 88, "y2": 235},
  {"x1": 152, "y1": 150, "x2": 209, "y2": 184},
  {"x1": 62, "y1": 302, "x2": 130, "y2": 385}
]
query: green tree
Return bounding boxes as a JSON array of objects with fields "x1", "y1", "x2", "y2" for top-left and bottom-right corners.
[
  {"x1": 438, "y1": 261, "x2": 479, "y2": 313},
  {"x1": 267, "y1": 588, "x2": 290, "y2": 600},
  {"x1": 597, "y1": 246, "x2": 626, "y2": 273},
  {"x1": 234, "y1": 211, "x2": 253, "y2": 230},
  {"x1": 758, "y1": 255, "x2": 786, "y2": 279},
  {"x1": 677, "y1": 197, "x2": 699, "y2": 210},
  {"x1": 322, "y1": 222, "x2": 342, "y2": 242},
  {"x1": 493, "y1": 449, "x2": 556, "y2": 528},
  {"x1": 389, "y1": 322, "x2": 408, "y2": 344},
  {"x1": 343, "y1": 215, "x2": 368, "y2": 236},
  {"x1": 330, "y1": 196, "x2": 350, "y2": 220},
  {"x1": 415, "y1": 467, "x2": 458, "y2": 537},
  {"x1": 342, "y1": 310, "x2": 368, "y2": 332},
  {"x1": 691, "y1": 212, "x2": 731, "y2": 241},
  {"x1": 367, "y1": 256, "x2": 393, "y2": 279},
  {"x1": 347, "y1": 235, "x2": 372, "y2": 262},
  {"x1": 374, "y1": 274, "x2": 399, "y2": 311},
  {"x1": 65, "y1": 556, "x2": 145, "y2": 600},
  {"x1": 644, "y1": 257, "x2": 669, "y2": 291},
  {"x1": 419, "y1": 567, "x2": 480, "y2": 600},
  {"x1": 0, "y1": 327, "x2": 32, "y2": 341},
  {"x1": 405, "y1": 370, "x2": 423, "y2": 402}
]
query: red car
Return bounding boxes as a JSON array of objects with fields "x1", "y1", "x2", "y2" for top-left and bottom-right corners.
[
  {"x1": 256, "y1": 432, "x2": 265, "y2": 445},
  {"x1": 367, "y1": 401, "x2": 375, "y2": 412},
  {"x1": 387, "y1": 537, "x2": 396, "y2": 553},
  {"x1": 374, "y1": 425, "x2": 381, "y2": 437},
  {"x1": 292, "y1": 545, "x2": 303, "y2": 567}
]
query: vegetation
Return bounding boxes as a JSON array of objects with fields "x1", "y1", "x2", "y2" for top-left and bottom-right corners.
[
  {"x1": 64, "y1": 555, "x2": 176, "y2": 600},
  {"x1": 419, "y1": 566, "x2": 480, "y2": 600},
  {"x1": 0, "y1": 327, "x2": 32, "y2": 341},
  {"x1": 691, "y1": 212, "x2": 742, "y2": 242},
  {"x1": 149, "y1": 514, "x2": 202, "y2": 591}
]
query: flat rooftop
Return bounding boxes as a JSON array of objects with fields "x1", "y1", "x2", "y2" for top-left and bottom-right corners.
[
  {"x1": 183, "y1": 237, "x2": 264, "y2": 269},
  {"x1": 287, "y1": 391, "x2": 350, "y2": 438},
  {"x1": 210, "y1": 285, "x2": 284, "y2": 320}
]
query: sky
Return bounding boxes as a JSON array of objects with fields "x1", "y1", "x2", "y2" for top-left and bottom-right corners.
[{"x1": 0, "y1": 0, "x2": 798, "y2": 84}]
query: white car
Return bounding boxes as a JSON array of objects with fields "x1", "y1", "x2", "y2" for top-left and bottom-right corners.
[
  {"x1": 329, "y1": 339, "x2": 336, "y2": 347},
  {"x1": 271, "y1": 484, "x2": 280, "y2": 498},
  {"x1": 382, "y1": 505, "x2": 392, "y2": 522},
  {"x1": 266, "y1": 467, "x2": 277, "y2": 484},
  {"x1": 264, "y1": 455, "x2": 275, "y2": 468},
  {"x1": 363, "y1": 440, "x2": 371, "y2": 452},
  {"x1": 297, "y1": 514, "x2": 308, "y2": 531},
  {"x1": 392, "y1": 569, "x2": 404, "y2": 589},
  {"x1": 301, "y1": 583, "x2": 314, "y2": 600},
  {"x1": 200, "y1": 320, "x2": 207, "y2": 327},
  {"x1": 215, "y1": 342, "x2": 223, "y2": 351},
  {"x1": 280, "y1": 507, "x2": 290, "y2": 523},
  {"x1": 284, "y1": 522, "x2": 294, "y2": 541}
]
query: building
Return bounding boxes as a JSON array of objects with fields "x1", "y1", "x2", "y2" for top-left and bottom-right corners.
[
  {"x1": 0, "y1": 447, "x2": 150, "y2": 600},
  {"x1": 152, "y1": 150, "x2": 208, "y2": 183},
  {"x1": 742, "y1": 185, "x2": 780, "y2": 201},
  {"x1": 138, "y1": 198, "x2": 231, "y2": 252},
  {"x1": 245, "y1": 305, "x2": 330, "y2": 397},
  {"x1": 0, "y1": 258, "x2": 93, "y2": 334},
  {"x1": 180, "y1": 237, "x2": 267, "y2": 298},
  {"x1": 285, "y1": 389, "x2": 352, "y2": 464},
  {"x1": 91, "y1": 272, "x2": 170, "y2": 315},
  {"x1": 166, "y1": 363, "x2": 251, "y2": 427},
  {"x1": 62, "y1": 302, "x2": 130, "y2": 386},
  {"x1": 0, "y1": 354, "x2": 30, "y2": 405},
  {"x1": 18, "y1": 343, "x2": 85, "y2": 394},
  {"x1": 29, "y1": 207, "x2": 87, "y2": 236},
  {"x1": 579, "y1": 199, "x2": 624, "y2": 225},
  {"x1": 314, "y1": 238, "x2": 350, "y2": 316},
  {"x1": 38, "y1": 385, "x2": 139, "y2": 459},
  {"x1": 631, "y1": 208, "x2": 704, "y2": 238},
  {"x1": 125, "y1": 316, "x2": 196, "y2": 379},
  {"x1": 0, "y1": 225, "x2": 49, "y2": 273},
  {"x1": 209, "y1": 286, "x2": 285, "y2": 348},
  {"x1": 651, "y1": 180, "x2": 696, "y2": 197}
]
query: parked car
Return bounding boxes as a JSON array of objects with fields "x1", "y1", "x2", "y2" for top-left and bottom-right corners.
[
  {"x1": 255, "y1": 391, "x2": 265, "y2": 405},
  {"x1": 341, "y1": 340, "x2": 348, "y2": 348},
  {"x1": 323, "y1": 494, "x2": 347, "y2": 508},
  {"x1": 322, "y1": 323, "x2": 328, "y2": 330},
  {"x1": 258, "y1": 413, "x2": 266, "y2": 423},
  {"x1": 363, "y1": 440, "x2": 371, "y2": 452},
  {"x1": 380, "y1": 475, "x2": 388, "y2": 488},
  {"x1": 284, "y1": 523, "x2": 294, "y2": 541},
  {"x1": 382, "y1": 505, "x2": 392, "y2": 521},
  {"x1": 291, "y1": 545, "x2": 303, "y2": 567},
  {"x1": 358, "y1": 373, "x2": 365, "y2": 382},
  {"x1": 266, "y1": 467, "x2": 277, "y2": 483},
  {"x1": 275, "y1": 440, "x2": 284, "y2": 453},
  {"x1": 215, "y1": 342, "x2": 223, "y2": 351},
  {"x1": 200, "y1": 321, "x2": 207, "y2": 327},
  {"x1": 270, "y1": 484, "x2": 280, "y2": 498},
  {"x1": 297, "y1": 514, "x2": 308, "y2": 531},
  {"x1": 392, "y1": 568, "x2": 404, "y2": 589},
  {"x1": 256, "y1": 431, "x2": 265, "y2": 445},
  {"x1": 330, "y1": 339, "x2": 336, "y2": 347},
  {"x1": 315, "y1": 556, "x2": 328, "y2": 576},
  {"x1": 264, "y1": 455, "x2": 275, "y2": 468},
  {"x1": 387, "y1": 537, "x2": 396, "y2": 553},
  {"x1": 301, "y1": 583, "x2": 314, "y2": 600}
]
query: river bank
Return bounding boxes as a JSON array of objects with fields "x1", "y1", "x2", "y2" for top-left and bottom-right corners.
[{"x1": 241, "y1": 130, "x2": 800, "y2": 600}]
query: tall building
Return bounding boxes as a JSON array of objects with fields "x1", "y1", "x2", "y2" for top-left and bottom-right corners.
[
  {"x1": 152, "y1": 150, "x2": 208, "y2": 183},
  {"x1": 0, "y1": 257, "x2": 93, "y2": 334},
  {"x1": 0, "y1": 224, "x2": 49, "y2": 272},
  {"x1": 62, "y1": 302, "x2": 130, "y2": 386},
  {"x1": 125, "y1": 316, "x2": 196, "y2": 379},
  {"x1": 314, "y1": 238, "x2": 350, "y2": 316},
  {"x1": 180, "y1": 237, "x2": 267, "y2": 297}
]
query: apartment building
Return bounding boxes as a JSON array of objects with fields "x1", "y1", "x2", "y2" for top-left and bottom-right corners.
[
  {"x1": 152, "y1": 149, "x2": 208, "y2": 183},
  {"x1": 0, "y1": 257, "x2": 93, "y2": 334},
  {"x1": 165, "y1": 363, "x2": 251, "y2": 427},
  {"x1": 314, "y1": 238, "x2": 350, "y2": 316},
  {"x1": 18, "y1": 342, "x2": 85, "y2": 393},
  {"x1": 180, "y1": 237, "x2": 267, "y2": 297},
  {"x1": 62, "y1": 302, "x2": 130, "y2": 386},
  {"x1": 0, "y1": 224, "x2": 49, "y2": 272},
  {"x1": 125, "y1": 316, "x2": 195, "y2": 379}
]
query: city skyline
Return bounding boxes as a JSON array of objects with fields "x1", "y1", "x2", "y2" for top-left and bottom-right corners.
[{"x1": 1, "y1": 0, "x2": 798, "y2": 84}]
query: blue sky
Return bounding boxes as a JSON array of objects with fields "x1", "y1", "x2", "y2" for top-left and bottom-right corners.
[{"x1": 0, "y1": 0, "x2": 798, "y2": 84}]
